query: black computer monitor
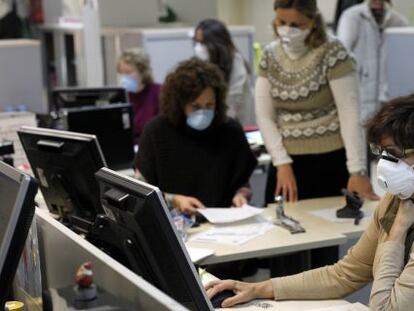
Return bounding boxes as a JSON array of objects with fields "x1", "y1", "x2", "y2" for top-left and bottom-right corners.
[
  {"x1": 18, "y1": 126, "x2": 106, "y2": 227},
  {"x1": 51, "y1": 87, "x2": 128, "y2": 111},
  {"x1": 93, "y1": 167, "x2": 213, "y2": 311},
  {"x1": 65, "y1": 103, "x2": 134, "y2": 170},
  {"x1": 0, "y1": 161, "x2": 38, "y2": 305}
]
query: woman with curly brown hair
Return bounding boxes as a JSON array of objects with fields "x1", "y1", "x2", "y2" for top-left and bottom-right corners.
[{"x1": 134, "y1": 58, "x2": 257, "y2": 215}]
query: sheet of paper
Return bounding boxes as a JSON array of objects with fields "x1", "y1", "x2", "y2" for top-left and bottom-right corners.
[
  {"x1": 197, "y1": 205, "x2": 264, "y2": 224},
  {"x1": 185, "y1": 246, "x2": 215, "y2": 263},
  {"x1": 198, "y1": 268, "x2": 219, "y2": 286},
  {"x1": 189, "y1": 221, "x2": 274, "y2": 246},
  {"x1": 309, "y1": 207, "x2": 372, "y2": 223}
]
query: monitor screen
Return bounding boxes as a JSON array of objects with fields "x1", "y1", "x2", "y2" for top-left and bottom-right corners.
[
  {"x1": 51, "y1": 87, "x2": 128, "y2": 111},
  {"x1": 245, "y1": 129, "x2": 264, "y2": 146},
  {"x1": 0, "y1": 161, "x2": 38, "y2": 305},
  {"x1": 18, "y1": 126, "x2": 106, "y2": 227},
  {"x1": 65, "y1": 103, "x2": 134, "y2": 171},
  {"x1": 94, "y1": 168, "x2": 213, "y2": 311}
]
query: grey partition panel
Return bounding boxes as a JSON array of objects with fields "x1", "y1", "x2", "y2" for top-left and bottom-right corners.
[
  {"x1": 35, "y1": 209, "x2": 188, "y2": 310},
  {"x1": 0, "y1": 40, "x2": 47, "y2": 113},
  {"x1": 385, "y1": 28, "x2": 414, "y2": 99}
]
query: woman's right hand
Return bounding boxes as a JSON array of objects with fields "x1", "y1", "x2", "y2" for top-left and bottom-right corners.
[
  {"x1": 172, "y1": 194, "x2": 204, "y2": 215},
  {"x1": 205, "y1": 279, "x2": 274, "y2": 308},
  {"x1": 275, "y1": 164, "x2": 298, "y2": 202}
]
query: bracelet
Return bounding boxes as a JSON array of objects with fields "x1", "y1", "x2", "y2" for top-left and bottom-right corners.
[{"x1": 350, "y1": 169, "x2": 368, "y2": 177}]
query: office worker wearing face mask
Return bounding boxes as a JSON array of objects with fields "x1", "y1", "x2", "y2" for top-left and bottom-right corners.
[
  {"x1": 337, "y1": 0, "x2": 408, "y2": 123},
  {"x1": 135, "y1": 58, "x2": 257, "y2": 215},
  {"x1": 206, "y1": 95, "x2": 414, "y2": 310},
  {"x1": 257, "y1": 0, "x2": 378, "y2": 205},
  {"x1": 193, "y1": 19, "x2": 255, "y2": 126},
  {"x1": 117, "y1": 49, "x2": 161, "y2": 145}
]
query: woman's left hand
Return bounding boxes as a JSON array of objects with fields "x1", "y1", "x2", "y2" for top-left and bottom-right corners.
[
  {"x1": 347, "y1": 175, "x2": 380, "y2": 200},
  {"x1": 393, "y1": 199, "x2": 414, "y2": 231},
  {"x1": 387, "y1": 199, "x2": 414, "y2": 242},
  {"x1": 232, "y1": 192, "x2": 248, "y2": 207}
]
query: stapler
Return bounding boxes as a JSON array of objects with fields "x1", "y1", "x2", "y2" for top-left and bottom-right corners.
[
  {"x1": 336, "y1": 189, "x2": 364, "y2": 225},
  {"x1": 273, "y1": 196, "x2": 306, "y2": 234}
]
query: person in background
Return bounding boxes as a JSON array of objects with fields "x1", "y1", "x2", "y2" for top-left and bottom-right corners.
[
  {"x1": 258, "y1": 0, "x2": 378, "y2": 205},
  {"x1": 135, "y1": 58, "x2": 257, "y2": 215},
  {"x1": 205, "y1": 95, "x2": 414, "y2": 310},
  {"x1": 117, "y1": 49, "x2": 161, "y2": 145},
  {"x1": 193, "y1": 18, "x2": 255, "y2": 126},
  {"x1": 0, "y1": 0, "x2": 23, "y2": 38},
  {"x1": 337, "y1": 0, "x2": 408, "y2": 123},
  {"x1": 256, "y1": 0, "x2": 378, "y2": 276}
]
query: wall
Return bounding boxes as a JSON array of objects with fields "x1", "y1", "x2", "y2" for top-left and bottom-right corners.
[
  {"x1": 164, "y1": 0, "x2": 217, "y2": 24},
  {"x1": 393, "y1": 0, "x2": 414, "y2": 24}
]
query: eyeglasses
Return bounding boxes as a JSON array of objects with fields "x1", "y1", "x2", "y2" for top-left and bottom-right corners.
[{"x1": 369, "y1": 143, "x2": 414, "y2": 159}]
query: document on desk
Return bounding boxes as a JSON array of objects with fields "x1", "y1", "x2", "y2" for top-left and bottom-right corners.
[
  {"x1": 185, "y1": 246, "x2": 215, "y2": 263},
  {"x1": 309, "y1": 207, "x2": 373, "y2": 223},
  {"x1": 189, "y1": 221, "x2": 274, "y2": 246},
  {"x1": 197, "y1": 205, "x2": 264, "y2": 224}
]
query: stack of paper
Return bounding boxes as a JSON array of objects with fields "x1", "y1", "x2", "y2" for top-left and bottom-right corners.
[
  {"x1": 185, "y1": 246, "x2": 215, "y2": 263},
  {"x1": 197, "y1": 205, "x2": 264, "y2": 224},
  {"x1": 189, "y1": 221, "x2": 274, "y2": 246}
]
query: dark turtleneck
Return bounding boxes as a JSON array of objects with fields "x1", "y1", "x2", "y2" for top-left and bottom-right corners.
[{"x1": 135, "y1": 115, "x2": 257, "y2": 207}]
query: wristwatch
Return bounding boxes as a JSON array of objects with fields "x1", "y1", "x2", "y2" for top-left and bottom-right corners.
[{"x1": 350, "y1": 169, "x2": 368, "y2": 176}]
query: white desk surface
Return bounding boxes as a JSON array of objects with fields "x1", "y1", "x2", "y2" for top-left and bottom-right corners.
[
  {"x1": 220, "y1": 299, "x2": 368, "y2": 311},
  {"x1": 187, "y1": 203, "x2": 348, "y2": 265},
  {"x1": 187, "y1": 197, "x2": 379, "y2": 265},
  {"x1": 280, "y1": 196, "x2": 379, "y2": 239}
]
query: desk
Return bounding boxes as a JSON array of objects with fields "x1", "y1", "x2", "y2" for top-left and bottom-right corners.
[
  {"x1": 187, "y1": 197, "x2": 379, "y2": 265},
  {"x1": 220, "y1": 300, "x2": 368, "y2": 311},
  {"x1": 280, "y1": 196, "x2": 378, "y2": 239},
  {"x1": 187, "y1": 205, "x2": 347, "y2": 265}
]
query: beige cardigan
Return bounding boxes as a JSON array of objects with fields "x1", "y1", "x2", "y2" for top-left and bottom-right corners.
[{"x1": 272, "y1": 194, "x2": 414, "y2": 310}]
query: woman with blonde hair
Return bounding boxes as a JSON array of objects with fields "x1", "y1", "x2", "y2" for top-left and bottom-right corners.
[{"x1": 256, "y1": 0, "x2": 378, "y2": 274}]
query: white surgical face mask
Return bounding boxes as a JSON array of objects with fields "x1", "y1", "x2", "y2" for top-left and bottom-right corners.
[
  {"x1": 377, "y1": 152, "x2": 414, "y2": 200},
  {"x1": 277, "y1": 26, "x2": 311, "y2": 55},
  {"x1": 193, "y1": 42, "x2": 210, "y2": 61}
]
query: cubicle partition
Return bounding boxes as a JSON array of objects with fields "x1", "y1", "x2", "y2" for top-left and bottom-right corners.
[{"x1": 35, "y1": 208, "x2": 188, "y2": 310}]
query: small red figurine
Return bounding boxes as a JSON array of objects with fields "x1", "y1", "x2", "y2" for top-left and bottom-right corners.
[
  {"x1": 74, "y1": 261, "x2": 97, "y2": 305},
  {"x1": 75, "y1": 262, "x2": 94, "y2": 288}
]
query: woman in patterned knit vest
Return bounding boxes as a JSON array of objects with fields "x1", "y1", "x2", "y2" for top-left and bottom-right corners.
[
  {"x1": 257, "y1": 0, "x2": 379, "y2": 276},
  {"x1": 257, "y1": 0, "x2": 378, "y2": 204}
]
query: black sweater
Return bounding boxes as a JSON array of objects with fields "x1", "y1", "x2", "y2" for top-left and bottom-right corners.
[{"x1": 135, "y1": 116, "x2": 257, "y2": 207}]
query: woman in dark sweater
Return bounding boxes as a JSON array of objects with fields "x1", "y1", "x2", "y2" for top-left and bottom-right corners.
[{"x1": 135, "y1": 58, "x2": 257, "y2": 215}]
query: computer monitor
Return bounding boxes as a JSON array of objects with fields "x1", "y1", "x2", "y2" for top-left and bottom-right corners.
[
  {"x1": 18, "y1": 126, "x2": 106, "y2": 227},
  {"x1": 51, "y1": 87, "x2": 128, "y2": 111},
  {"x1": 65, "y1": 103, "x2": 134, "y2": 170},
  {"x1": 93, "y1": 167, "x2": 213, "y2": 311},
  {"x1": 0, "y1": 161, "x2": 38, "y2": 305}
]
